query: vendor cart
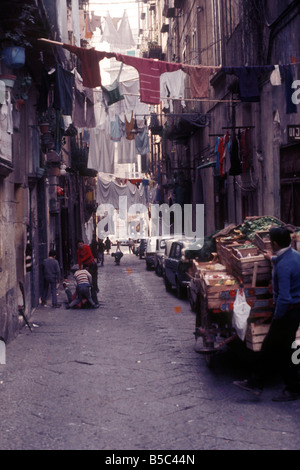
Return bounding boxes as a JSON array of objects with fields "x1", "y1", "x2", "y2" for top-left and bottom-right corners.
[
  {"x1": 191, "y1": 216, "x2": 300, "y2": 366},
  {"x1": 191, "y1": 216, "x2": 276, "y2": 367},
  {"x1": 193, "y1": 268, "x2": 273, "y2": 367}
]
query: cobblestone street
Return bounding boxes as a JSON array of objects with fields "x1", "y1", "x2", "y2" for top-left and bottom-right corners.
[{"x1": 0, "y1": 249, "x2": 300, "y2": 451}]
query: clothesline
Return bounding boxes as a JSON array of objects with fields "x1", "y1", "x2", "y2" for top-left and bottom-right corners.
[
  {"x1": 38, "y1": 38, "x2": 300, "y2": 68},
  {"x1": 122, "y1": 92, "x2": 241, "y2": 103},
  {"x1": 38, "y1": 38, "x2": 298, "y2": 111}
]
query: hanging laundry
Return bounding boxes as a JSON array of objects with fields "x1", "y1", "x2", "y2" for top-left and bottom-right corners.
[
  {"x1": 181, "y1": 65, "x2": 221, "y2": 99},
  {"x1": 110, "y1": 115, "x2": 124, "y2": 142},
  {"x1": 223, "y1": 135, "x2": 232, "y2": 175},
  {"x1": 270, "y1": 65, "x2": 282, "y2": 86},
  {"x1": 73, "y1": 72, "x2": 96, "y2": 128},
  {"x1": 221, "y1": 132, "x2": 230, "y2": 175},
  {"x1": 214, "y1": 137, "x2": 221, "y2": 176},
  {"x1": 90, "y1": 11, "x2": 102, "y2": 33},
  {"x1": 134, "y1": 100, "x2": 150, "y2": 128},
  {"x1": 125, "y1": 112, "x2": 135, "y2": 140},
  {"x1": 217, "y1": 136, "x2": 225, "y2": 177},
  {"x1": 135, "y1": 127, "x2": 150, "y2": 154},
  {"x1": 85, "y1": 11, "x2": 93, "y2": 39},
  {"x1": 120, "y1": 79, "x2": 140, "y2": 114},
  {"x1": 101, "y1": 11, "x2": 121, "y2": 45},
  {"x1": 222, "y1": 65, "x2": 274, "y2": 102},
  {"x1": 114, "y1": 53, "x2": 181, "y2": 104},
  {"x1": 85, "y1": 87, "x2": 96, "y2": 128},
  {"x1": 229, "y1": 133, "x2": 242, "y2": 176},
  {"x1": 73, "y1": 86, "x2": 86, "y2": 128},
  {"x1": 117, "y1": 10, "x2": 135, "y2": 48},
  {"x1": 117, "y1": 137, "x2": 137, "y2": 164},
  {"x1": 63, "y1": 44, "x2": 115, "y2": 88},
  {"x1": 101, "y1": 63, "x2": 125, "y2": 106},
  {"x1": 160, "y1": 69, "x2": 186, "y2": 111},
  {"x1": 88, "y1": 128, "x2": 115, "y2": 174},
  {"x1": 279, "y1": 64, "x2": 298, "y2": 114},
  {"x1": 53, "y1": 64, "x2": 74, "y2": 116}
]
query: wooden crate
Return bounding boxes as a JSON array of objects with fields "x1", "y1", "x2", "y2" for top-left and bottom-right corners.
[
  {"x1": 190, "y1": 260, "x2": 227, "y2": 278},
  {"x1": 230, "y1": 246, "x2": 271, "y2": 285},
  {"x1": 201, "y1": 274, "x2": 239, "y2": 310},
  {"x1": 254, "y1": 231, "x2": 272, "y2": 252},
  {"x1": 216, "y1": 242, "x2": 241, "y2": 272},
  {"x1": 246, "y1": 323, "x2": 300, "y2": 351}
]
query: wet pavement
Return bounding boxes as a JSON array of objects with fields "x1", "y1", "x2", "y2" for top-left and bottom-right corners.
[{"x1": 0, "y1": 248, "x2": 300, "y2": 451}]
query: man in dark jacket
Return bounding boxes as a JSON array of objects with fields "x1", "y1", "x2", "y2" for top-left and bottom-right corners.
[
  {"x1": 234, "y1": 227, "x2": 300, "y2": 401},
  {"x1": 41, "y1": 250, "x2": 61, "y2": 307}
]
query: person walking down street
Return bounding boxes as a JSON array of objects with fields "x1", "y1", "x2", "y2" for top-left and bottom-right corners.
[
  {"x1": 128, "y1": 238, "x2": 134, "y2": 254},
  {"x1": 66, "y1": 269, "x2": 99, "y2": 309},
  {"x1": 105, "y1": 236, "x2": 111, "y2": 254},
  {"x1": 41, "y1": 249, "x2": 61, "y2": 307},
  {"x1": 90, "y1": 235, "x2": 99, "y2": 261},
  {"x1": 98, "y1": 238, "x2": 105, "y2": 266},
  {"x1": 234, "y1": 227, "x2": 300, "y2": 402},
  {"x1": 77, "y1": 239, "x2": 98, "y2": 304}
]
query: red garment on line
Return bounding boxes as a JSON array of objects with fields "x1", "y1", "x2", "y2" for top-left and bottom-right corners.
[
  {"x1": 181, "y1": 65, "x2": 221, "y2": 98},
  {"x1": 63, "y1": 44, "x2": 115, "y2": 88},
  {"x1": 114, "y1": 53, "x2": 181, "y2": 104}
]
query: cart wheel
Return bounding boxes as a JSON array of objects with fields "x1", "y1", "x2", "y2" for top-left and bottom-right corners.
[
  {"x1": 203, "y1": 338, "x2": 216, "y2": 368},
  {"x1": 205, "y1": 352, "x2": 216, "y2": 368}
]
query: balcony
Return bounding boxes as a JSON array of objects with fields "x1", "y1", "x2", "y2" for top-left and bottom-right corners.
[{"x1": 148, "y1": 44, "x2": 162, "y2": 59}]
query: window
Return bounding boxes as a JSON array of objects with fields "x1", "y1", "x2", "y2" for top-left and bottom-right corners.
[
  {"x1": 170, "y1": 243, "x2": 177, "y2": 258},
  {"x1": 211, "y1": 0, "x2": 222, "y2": 65},
  {"x1": 175, "y1": 243, "x2": 181, "y2": 259},
  {"x1": 224, "y1": 0, "x2": 241, "y2": 40}
]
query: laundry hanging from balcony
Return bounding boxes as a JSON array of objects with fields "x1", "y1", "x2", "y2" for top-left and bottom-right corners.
[
  {"x1": 222, "y1": 65, "x2": 275, "y2": 102},
  {"x1": 96, "y1": 175, "x2": 157, "y2": 209},
  {"x1": 40, "y1": 38, "x2": 299, "y2": 109}
]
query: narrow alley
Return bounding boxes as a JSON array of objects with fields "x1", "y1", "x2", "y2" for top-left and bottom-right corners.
[{"x1": 0, "y1": 250, "x2": 299, "y2": 451}]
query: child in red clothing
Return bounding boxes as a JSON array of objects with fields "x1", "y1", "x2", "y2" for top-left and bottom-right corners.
[{"x1": 76, "y1": 240, "x2": 98, "y2": 304}]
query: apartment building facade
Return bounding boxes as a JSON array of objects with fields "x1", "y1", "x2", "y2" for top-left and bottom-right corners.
[
  {"x1": 141, "y1": 0, "x2": 300, "y2": 235},
  {"x1": 0, "y1": 0, "x2": 96, "y2": 342}
]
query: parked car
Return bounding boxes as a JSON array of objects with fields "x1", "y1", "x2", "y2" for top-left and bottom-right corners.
[
  {"x1": 153, "y1": 238, "x2": 168, "y2": 276},
  {"x1": 119, "y1": 238, "x2": 129, "y2": 246},
  {"x1": 164, "y1": 240, "x2": 193, "y2": 298},
  {"x1": 145, "y1": 237, "x2": 167, "y2": 270},
  {"x1": 139, "y1": 238, "x2": 147, "y2": 259},
  {"x1": 145, "y1": 238, "x2": 157, "y2": 270},
  {"x1": 160, "y1": 239, "x2": 176, "y2": 277},
  {"x1": 132, "y1": 239, "x2": 140, "y2": 255}
]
